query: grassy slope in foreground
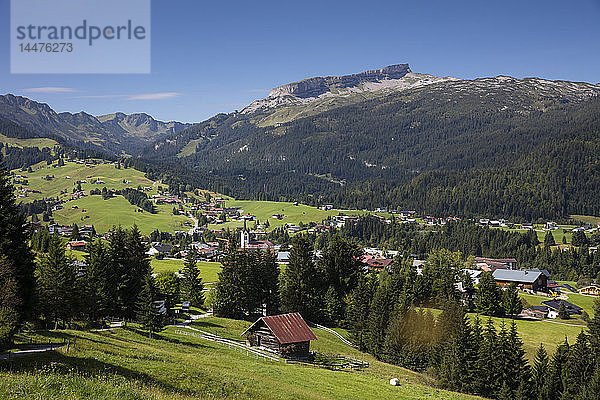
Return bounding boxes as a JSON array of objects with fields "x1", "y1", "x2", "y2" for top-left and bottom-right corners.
[{"x1": 0, "y1": 325, "x2": 480, "y2": 400}]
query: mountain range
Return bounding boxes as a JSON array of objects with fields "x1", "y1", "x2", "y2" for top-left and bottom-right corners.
[
  {"x1": 0, "y1": 94, "x2": 190, "y2": 154},
  {"x1": 2, "y1": 65, "x2": 600, "y2": 219}
]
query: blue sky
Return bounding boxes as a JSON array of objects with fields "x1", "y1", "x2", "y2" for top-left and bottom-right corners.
[{"x1": 1, "y1": 0, "x2": 599, "y2": 123}]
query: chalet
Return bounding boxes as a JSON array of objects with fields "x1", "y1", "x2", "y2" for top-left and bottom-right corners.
[
  {"x1": 579, "y1": 285, "x2": 600, "y2": 297},
  {"x1": 541, "y1": 299, "x2": 583, "y2": 318},
  {"x1": 241, "y1": 312, "x2": 317, "y2": 358},
  {"x1": 67, "y1": 241, "x2": 87, "y2": 251},
  {"x1": 475, "y1": 257, "x2": 518, "y2": 271},
  {"x1": 361, "y1": 254, "x2": 393, "y2": 271},
  {"x1": 147, "y1": 243, "x2": 173, "y2": 257},
  {"x1": 492, "y1": 269, "x2": 547, "y2": 291}
]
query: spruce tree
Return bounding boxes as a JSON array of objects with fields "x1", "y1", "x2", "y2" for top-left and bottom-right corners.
[
  {"x1": 475, "y1": 272, "x2": 504, "y2": 316},
  {"x1": 136, "y1": 272, "x2": 164, "y2": 337},
  {"x1": 279, "y1": 235, "x2": 323, "y2": 322},
  {"x1": 503, "y1": 283, "x2": 523, "y2": 317},
  {"x1": 0, "y1": 257, "x2": 20, "y2": 348},
  {"x1": 365, "y1": 272, "x2": 393, "y2": 357},
  {"x1": 562, "y1": 332, "x2": 593, "y2": 399},
  {"x1": 532, "y1": 343, "x2": 550, "y2": 400},
  {"x1": 347, "y1": 274, "x2": 375, "y2": 350},
  {"x1": 37, "y1": 235, "x2": 76, "y2": 328},
  {"x1": 0, "y1": 158, "x2": 35, "y2": 331},
  {"x1": 547, "y1": 339, "x2": 569, "y2": 400},
  {"x1": 82, "y1": 238, "x2": 109, "y2": 322},
  {"x1": 180, "y1": 249, "x2": 204, "y2": 307},
  {"x1": 544, "y1": 232, "x2": 556, "y2": 247}
]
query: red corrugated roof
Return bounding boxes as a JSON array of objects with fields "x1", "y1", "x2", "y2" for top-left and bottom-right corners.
[{"x1": 243, "y1": 312, "x2": 318, "y2": 344}]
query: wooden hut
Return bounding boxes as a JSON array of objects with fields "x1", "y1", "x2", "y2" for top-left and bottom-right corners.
[{"x1": 241, "y1": 312, "x2": 317, "y2": 358}]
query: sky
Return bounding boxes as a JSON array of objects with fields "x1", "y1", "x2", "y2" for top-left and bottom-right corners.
[{"x1": 1, "y1": 0, "x2": 599, "y2": 123}]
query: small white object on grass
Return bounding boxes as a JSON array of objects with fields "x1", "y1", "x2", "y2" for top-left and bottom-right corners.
[{"x1": 389, "y1": 378, "x2": 400, "y2": 386}]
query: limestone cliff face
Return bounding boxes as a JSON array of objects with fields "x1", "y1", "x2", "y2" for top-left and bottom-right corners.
[{"x1": 269, "y1": 64, "x2": 411, "y2": 98}]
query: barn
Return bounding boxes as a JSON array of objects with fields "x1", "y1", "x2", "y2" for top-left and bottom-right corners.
[{"x1": 241, "y1": 312, "x2": 317, "y2": 359}]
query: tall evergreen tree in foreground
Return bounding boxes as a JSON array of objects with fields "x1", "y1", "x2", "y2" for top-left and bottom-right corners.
[
  {"x1": 532, "y1": 343, "x2": 550, "y2": 400},
  {"x1": 279, "y1": 235, "x2": 323, "y2": 322},
  {"x1": 180, "y1": 249, "x2": 204, "y2": 307},
  {"x1": 0, "y1": 157, "x2": 35, "y2": 342},
  {"x1": 82, "y1": 238, "x2": 110, "y2": 322},
  {"x1": 136, "y1": 272, "x2": 164, "y2": 337},
  {"x1": 37, "y1": 234, "x2": 75, "y2": 328}
]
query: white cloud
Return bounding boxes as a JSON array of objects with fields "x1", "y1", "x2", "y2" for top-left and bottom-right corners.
[
  {"x1": 22, "y1": 87, "x2": 77, "y2": 94},
  {"x1": 126, "y1": 92, "x2": 181, "y2": 100}
]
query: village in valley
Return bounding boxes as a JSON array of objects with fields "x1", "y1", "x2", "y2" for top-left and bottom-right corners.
[{"x1": 10, "y1": 158, "x2": 600, "y2": 328}]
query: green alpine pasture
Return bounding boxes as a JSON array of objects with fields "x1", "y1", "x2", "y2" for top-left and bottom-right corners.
[
  {"x1": 0, "y1": 323, "x2": 482, "y2": 400},
  {"x1": 14, "y1": 160, "x2": 155, "y2": 203},
  {"x1": 209, "y1": 199, "x2": 370, "y2": 232},
  {"x1": 0, "y1": 133, "x2": 58, "y2": 149},
  {"x1": 151, "y1": 259, "x2": 222, "y2": 283},
  {"x1": 52, "y1": 195, "x2": 190, "y2": 235}
]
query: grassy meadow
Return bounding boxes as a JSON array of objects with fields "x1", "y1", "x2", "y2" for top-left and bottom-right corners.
[
  {"x1": 52, "y1": 195, "x2": 190, "y2": 235},
  {"x1": 0, "y1": 324, "x2": 481, "y2": 400},
  {"x1": 209, "y1": 199, "x2": 371, "y2": 232},
  {"x1": 151, "y1": 259, "x2": 222, "y2": 283},
  {"x1": 0, "y1": 133, "x2": 58, "y2": 149}
]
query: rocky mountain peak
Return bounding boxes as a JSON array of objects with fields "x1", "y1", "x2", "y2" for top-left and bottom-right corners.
[{"x1": 268, "y1": 64, "x2": 412, "y2": 99}]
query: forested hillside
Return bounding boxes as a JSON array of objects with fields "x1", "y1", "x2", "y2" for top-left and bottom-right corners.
[{"x1": 144, "y1": 76, "x2": 600, "y2": 220}]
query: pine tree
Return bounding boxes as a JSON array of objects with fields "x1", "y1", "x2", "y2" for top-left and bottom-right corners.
[
  {"x1": 0, "y1": 158, "x2": 35, "y2": 333},
  {"x1": 562, "y1": 332, "x2": 593, "y2": 399},
  {"x1": 82, "y1": 239, "x2": 109, "y2": 322},
  {"x1": 279, "y1": 235, "x2": 323, "y2": 322},
  {"x1": 475, "y1": 272, "x2": 504, "y2": 316},
  {"x1": 37, "y1": 235, "x2": 76, "y2": 328},
  {"x1": 365, "y1": 272, "x2": 393, "y2": 357},
  {"x1": 588, "y1": 299, "x2": 600, "y2": 366},
  {"x1": 544, "y1": 232, "x2": 556, "y2": 247},
  {"x1": 0, "y1": 257, "x2": 20, "y2": 348},
  {"x1": 180, "y1": 249, "x2": 204, "y2": 307},
  {"x1": 532, "y1": 343, "x2": 550, "y2": 400},
  {"x1": 347, "y1": 274, "x2": 375, "y2": 350},
  {"x1": 136, "y1": 272, "x2": 164, "y2": 337},
  {"x1": 503, "y1": 283, "x2": 523, "y2": 317},
  {"x1": 547, "y1": 339, "x2": 569, "y2": 400},
  {"x1": 476, "y1": 318, "x2": 499, "y2": 397}
]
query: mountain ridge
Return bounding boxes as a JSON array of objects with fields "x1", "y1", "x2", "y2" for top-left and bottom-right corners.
[{"x1": 0, "y1": 94, "x2": 191, "y2": 154}]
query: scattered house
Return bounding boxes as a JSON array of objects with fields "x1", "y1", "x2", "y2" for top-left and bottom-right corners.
[
  {"x1": 579, "y1": 285, "x2": 600, "y2": 297},
  {"x1": 277, "y1": 251, "x2": 290, "y2": 264},
  {"x1": 147, "y1": 243, "x2": 173, "y2": 257},
  {"x1": 67, "y1": 240, "x2": 87, "y2": 251},
  {"x1": 522, "y1": 306, "x2": 549, "y2": 319},
  {"x1": 540, "y1": 299, "x2": 583, "y2": 319},
  {"x1": 361, "y1": 254, "x2": 393, "y2": 271},
  {"x1": 462, "y1": 269, "x2": 483, "y2": 285},
  {"x1": 241, "y1": 312, "x2": 318, "y2": 358},
  {"x1": 544, "y1": 221, "x2": 558, "y2": 230},
  {"x1": 475, "y1": 257, "x2": 518, "y2": 271},
  {"x1": 522, "y1": 223, "x2": 534, "y2": 230},
  {"x1": 492, "y1": 269, "x2": 547, "y2": 291},
  {"x1": 322, "y1": 205, "x2": 334, "y2": 211}
]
